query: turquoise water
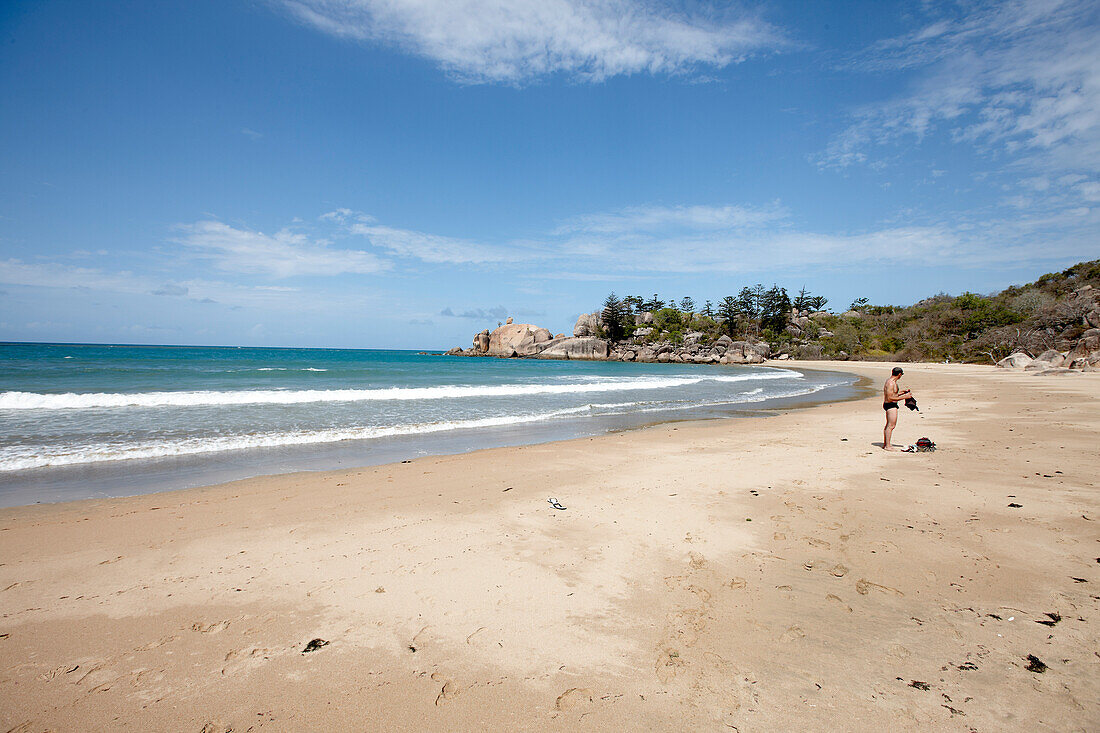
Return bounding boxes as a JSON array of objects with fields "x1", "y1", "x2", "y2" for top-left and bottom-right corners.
[{"x1": 0, "y1": 343, "x2": 857, "y2": 506}]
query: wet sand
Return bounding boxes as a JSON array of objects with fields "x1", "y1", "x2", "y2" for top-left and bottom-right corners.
[{"x1": 1, "y1": 361, "x2": 1097, "y2": 731}]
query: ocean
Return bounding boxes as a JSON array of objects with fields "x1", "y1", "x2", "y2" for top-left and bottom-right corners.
[{"x1": 0, "y1": 343, "x2": 859, "y2": 507}]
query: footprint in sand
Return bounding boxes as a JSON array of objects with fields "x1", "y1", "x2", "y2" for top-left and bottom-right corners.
[
  {"x1": 38, "y1": 664, "x2": 81, "y2": 682},
  {"x1": 886, "y1": 644, "x2": 912, "y2": 659},
  {"x1": 780, "y1": 625, "x2": 806, "y2": 642},
  {"x1": 431, "y1": 672, "x2": 460, "y2": 705},
  {"x1": 728, "y1": 577, "x2": 747, "y2": 590},
  {"x1": 135, "y1": 635, "x2": 180, "y2": 651},
  {"x1": 825, "y1": 594, "x2": 853, "y2": 612},
  {"x1": 666, "y1": 609, "x2": 706, "y2": 647},
  {"x1": 555, "y1": 687, "x2": 595, "y2": 711},
  {"x1": 221, "y1": 647, "x2": 273, "y2": 677},
  {"x1": 687, "y1": 585, "x2": 712, "y2": 603},
  {"x1": 190, "y1": 620, "x2": 230, "y2": 634},
  {"x1": 654, "y1": 648, "x2": 686, "y2": 683},
  {"x1": 410, "y1": 625, "x2": 433, "y2": 652},
  {"x1": 856, "y1": 578, "x2": 905, "y2": 597},
  {"x1": 200, "y1": 722, "x2": 234, "y2": 733},
  {"x1": 74, "y1": 662, "x2": 116, "y2": 691}
]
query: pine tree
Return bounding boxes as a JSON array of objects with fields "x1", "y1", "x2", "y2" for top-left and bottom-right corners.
[
  {"x1": 735, "y1": 287, "x2": 759, "y2": 319},
  {"x1": 601, "y1": 292, "x2": 626, "y2": 341},
  {"x1": 717, "y1": 296, "x2": 739, "y2": 337},
  {"x1": 760, "y1": 285, "x2": 792, "y2": 333},
  {"x1": 679, "y1": 297, "x2": 695, "y2": 314},
  {"x1": 793, "y1": 287, "x2": 810, "y2": 312},
  {"x1": 702, "y1": 300, "x2": 714, "y2": 319}
]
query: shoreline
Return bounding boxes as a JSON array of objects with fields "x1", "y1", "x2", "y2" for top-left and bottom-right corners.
[
  {"x1": 0, "y1": 364, "x2": 861, "y2": 510},
  {"x1": 1, "y1": 361, "x2": 1097, "y2": 730}
]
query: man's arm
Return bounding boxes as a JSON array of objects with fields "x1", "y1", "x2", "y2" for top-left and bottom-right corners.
[{"x1": 885, "y1": 383, "x2": 912, "y2": 400}]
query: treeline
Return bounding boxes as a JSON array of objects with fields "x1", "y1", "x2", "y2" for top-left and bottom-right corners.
[
  {"x1": 600, "y1": 284, "x2": 829, "y2": 343},
  {"x1": 593, "y1": 259, "x2": 1100, "y2": 362}
]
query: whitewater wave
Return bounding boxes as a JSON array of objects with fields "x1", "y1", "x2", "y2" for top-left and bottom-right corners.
[
  {"x1": 0, "y1": 382, "x2": 827, "y2": 471},
  {"x1": 253, "y1": 367, "x2": 328, "y2": 372},
  {"x1": 0, "y1": 372, "x2": 799, "y2": 411},
  {"x1": 0, "y1": 405, "x2": 598, "y2": 470}
]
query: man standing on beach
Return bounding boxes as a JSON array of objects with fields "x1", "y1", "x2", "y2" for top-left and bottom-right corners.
[{"x1": 882, "y1": 366, "x2": 912, "y2": 451}]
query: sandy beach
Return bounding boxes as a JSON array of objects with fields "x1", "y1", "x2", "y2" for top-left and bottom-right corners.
[{"x1": 1, "y1": 361, "x2": 1097, "y2": 731}]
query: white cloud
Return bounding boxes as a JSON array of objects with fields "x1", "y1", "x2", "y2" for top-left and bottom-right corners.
[
  {"x1": 439, "y1": 305, "x2": 509, "y2": 319},
  {"x1": 553, "y1": 203, "x2": 787, "y2": 235},
  {"x1": 1078, "y1": 181, "x2": 1100, "y2": 201},
  {"x1": 279, "y1": 0, "x2": 786, "y2": 83},
  {"x1": 552, "y1": 225, "x2": 968, "y2": 273},
  {"x1": 349, "y1": 222, "x2": 522, "y2": 264},
  {"x1": 151, "y1": 283, "x2": 189, "y2": 296},
  {"x1": 0, "y1": 259, "x2": 152, "y2": 294},
  {"x1": 174, "y1": 220, "x2": 388, "y2": 277},
  {"x1": 0, "y1": 258, "x2": 314, "y2": 309},
  {"x1": 821, "y1": 0, "x2": 1100, "y2": 172}
]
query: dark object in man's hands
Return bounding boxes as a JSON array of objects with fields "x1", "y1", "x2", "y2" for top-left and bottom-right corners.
[{"x1": 904, "y1": 396, "x2": 918, "y2": 411}]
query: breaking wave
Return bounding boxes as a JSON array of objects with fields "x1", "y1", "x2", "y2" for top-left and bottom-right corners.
[{"x1": 0, "y1": 372, "x2": 798, "y2": 411}]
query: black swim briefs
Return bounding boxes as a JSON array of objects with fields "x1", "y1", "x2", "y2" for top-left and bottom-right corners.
[{"x1": 883, "y1": 401, "x2": 899, "y2": 411}]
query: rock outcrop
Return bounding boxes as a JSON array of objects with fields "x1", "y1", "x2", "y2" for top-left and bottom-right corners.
[
  {"x1": 535, "y1": 336, "x2": 610, "y2": 360},
  {"x1": 473, "y1": 329, "x2": 490, "y2": 353},
  {"x1": 997, "y1": 352, "x2": 1034, "y2": 369},
  {"x1": 573, "y1": 312, "x2": 602, "y2": 337},
  {"x1": 605, "y1": 335, "x2": 767, "y2": 364},
  {"x1": 488, "y1": 323, "x2": 549, "y2": 357}
]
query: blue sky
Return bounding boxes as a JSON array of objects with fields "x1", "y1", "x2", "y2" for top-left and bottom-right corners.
[{"x1": 1, "y1": 0, "x2": 1097, "y2": 349}]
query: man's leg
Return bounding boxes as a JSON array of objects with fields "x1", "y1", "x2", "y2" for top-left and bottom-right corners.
[{"x1": 883, "y1": 408, "x2": 898, "y2": 450}]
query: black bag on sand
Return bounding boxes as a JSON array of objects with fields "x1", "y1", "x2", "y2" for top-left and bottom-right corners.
[{"x1": 916, "y1": 437, "x2": 936, "y2": 452}]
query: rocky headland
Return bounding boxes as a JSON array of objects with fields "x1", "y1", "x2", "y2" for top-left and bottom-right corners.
[
  {"x1": 444, "y1": 267, "x2": 1100, "y2": 372},
  {"x1": 446, "y1": 312, "x2": 770, "y2": 364}
]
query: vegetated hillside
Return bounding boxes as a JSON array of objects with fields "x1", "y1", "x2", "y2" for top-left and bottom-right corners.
[{"x1": 598, "y1": 260, "x2": 1100, "y2": 363}]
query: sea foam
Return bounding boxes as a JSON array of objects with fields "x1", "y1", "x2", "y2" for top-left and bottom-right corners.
[
  {"x1": 0, "y1": 372, "x2": 798, "y2": 411},
  {"x1": 0, "y1": 405, "x2": 596, "y2": 470}
]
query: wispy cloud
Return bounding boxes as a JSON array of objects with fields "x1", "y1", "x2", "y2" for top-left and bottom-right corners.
[
  {"x1": 151, "y1": 283, "x2": 189, "y2": 296},
  {"x1": 554, "y1": 203, "x2": 787, "y2": 235},
  {"x1": 349, "y1": 222, "x2": 520, "y2": 264},
  {"x1": 0, "y1": 259, "x2": 311, "y2": 309},
  {"x1": 279, "y1": 0, "x2": 787, "y2": 84},
  {"x1": 439, "y1": 305, "x2": 509, "y2": 319},
  {"x1": 173, "y1": 220, "x2": 388, "y2": 277},
  {"x1": 820, "y1": 0, "x2": 1100, "y2": 172},
  {"x1": 544, "y1": 198, "x2": 1099, "y2": 273}
]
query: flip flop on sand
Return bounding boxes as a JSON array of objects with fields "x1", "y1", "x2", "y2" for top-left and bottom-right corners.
[{"x1": 548, "y1": 498, "x2": 566, "y2": 510}]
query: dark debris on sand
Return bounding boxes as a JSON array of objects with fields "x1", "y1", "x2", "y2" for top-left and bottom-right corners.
[
  {"x1": 302, "y1": 638, "x2": 329, "y2": 654},
  {"x1": 1035, "y1": 612, "x2": 1062, "y2": 627},
  {"x1": 1025, "y1": 654, "x2": 1048, "y2": 673}
]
